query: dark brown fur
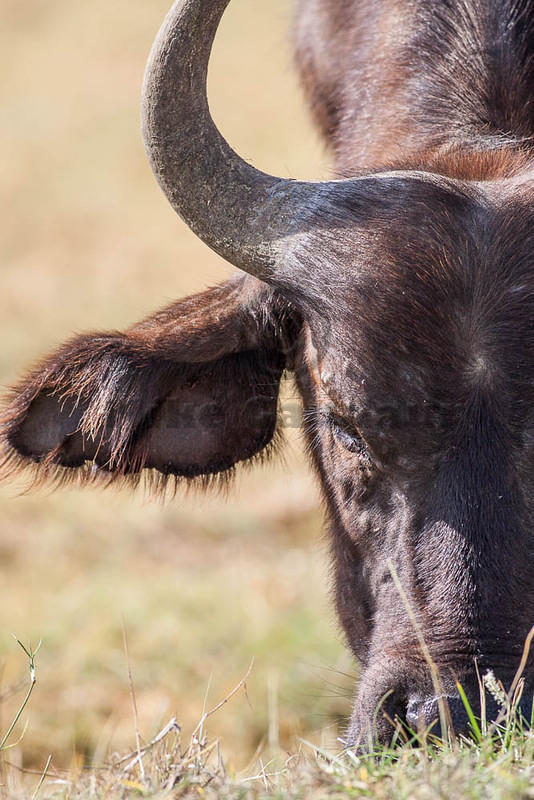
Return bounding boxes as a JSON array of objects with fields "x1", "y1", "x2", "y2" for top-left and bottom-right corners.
[{"x1": 5, "y1": 0, "x2": 534, "y2": 746}]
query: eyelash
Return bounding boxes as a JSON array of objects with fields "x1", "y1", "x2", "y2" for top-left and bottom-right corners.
[
  {"x1": 328, "y1": 414, "x2": 369, "y2": 457},
  {"x1": 325, "y1": 412, "x2": 377, "y2": 491}
]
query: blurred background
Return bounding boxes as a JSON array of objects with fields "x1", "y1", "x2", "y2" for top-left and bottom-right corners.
[{"x1": 0, "y1": 0, "x2": 354, "y2": 772}]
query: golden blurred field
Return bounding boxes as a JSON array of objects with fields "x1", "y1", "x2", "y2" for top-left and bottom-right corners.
[{"x1": 0, "y1": 0, "x2": 353, "y2": 773}]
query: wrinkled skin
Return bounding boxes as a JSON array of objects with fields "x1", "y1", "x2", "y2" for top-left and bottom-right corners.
[{"x1": 4, "y1": 0, "x2": 534, "y2": 746}]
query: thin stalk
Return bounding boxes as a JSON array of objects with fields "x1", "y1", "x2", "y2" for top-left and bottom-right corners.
[
  {"x1": 387, "y1": 560, "x2": 456, "y2": 748},
  {"x1": 0, "y1": 639, "x2": 41, "y2": 751},
  {"x1": 31, "y1": 755, "x2": 52, "y2": 800}
]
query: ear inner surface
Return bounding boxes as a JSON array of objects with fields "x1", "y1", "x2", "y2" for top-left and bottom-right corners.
[{"x1": 135, "y1": 350, "x2": 284, "y2": 478}]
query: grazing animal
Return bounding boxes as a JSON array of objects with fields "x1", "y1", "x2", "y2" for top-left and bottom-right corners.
[{"x1": 3, "y1": 0, "x2": 534, "y2": 746}]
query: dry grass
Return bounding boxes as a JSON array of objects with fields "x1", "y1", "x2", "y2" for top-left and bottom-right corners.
[{"x1": 3, "y1": 648, "x2": 534, "y2": 799}]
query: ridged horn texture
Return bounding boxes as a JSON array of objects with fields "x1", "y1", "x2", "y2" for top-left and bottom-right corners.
[{"x1": 141, "y1": 0, "x2": 335, "y2": 283}]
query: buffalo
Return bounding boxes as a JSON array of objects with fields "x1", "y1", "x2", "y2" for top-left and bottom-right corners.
[{"x1": 3, "y1": 0, "x2": 534, "y2": 746}]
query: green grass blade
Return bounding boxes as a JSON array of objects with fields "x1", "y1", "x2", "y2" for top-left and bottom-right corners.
[{"x1": 456, "y1": 681, "x2": 482, "y2": 744}]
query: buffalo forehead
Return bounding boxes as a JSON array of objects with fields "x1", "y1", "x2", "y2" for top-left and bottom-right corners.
[{"x1": 313, "y1": 197, "x2": 534, "y2": 442}]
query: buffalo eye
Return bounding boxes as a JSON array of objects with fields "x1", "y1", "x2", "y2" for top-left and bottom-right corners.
[{"x1": 329, "y1": 414, "x2": 375, "y2": 471}]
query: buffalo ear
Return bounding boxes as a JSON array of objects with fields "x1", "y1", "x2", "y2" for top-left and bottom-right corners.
[{"x1": 1, "y1": 279, "x2": 299, "y2": 492}]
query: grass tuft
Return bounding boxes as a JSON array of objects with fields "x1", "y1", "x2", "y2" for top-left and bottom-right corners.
[{"x1": 2, "y1": 640, "x2": 534, "y2": 798}]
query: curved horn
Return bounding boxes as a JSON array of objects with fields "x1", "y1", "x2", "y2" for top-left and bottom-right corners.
[{"x1": 141, "y1": 0, "x2": 332, "y2": 283}]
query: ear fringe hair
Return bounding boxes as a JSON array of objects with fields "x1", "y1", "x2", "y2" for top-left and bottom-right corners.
[{"x1": 0, "y1": 399, "x2": 286, "y2": 502}]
